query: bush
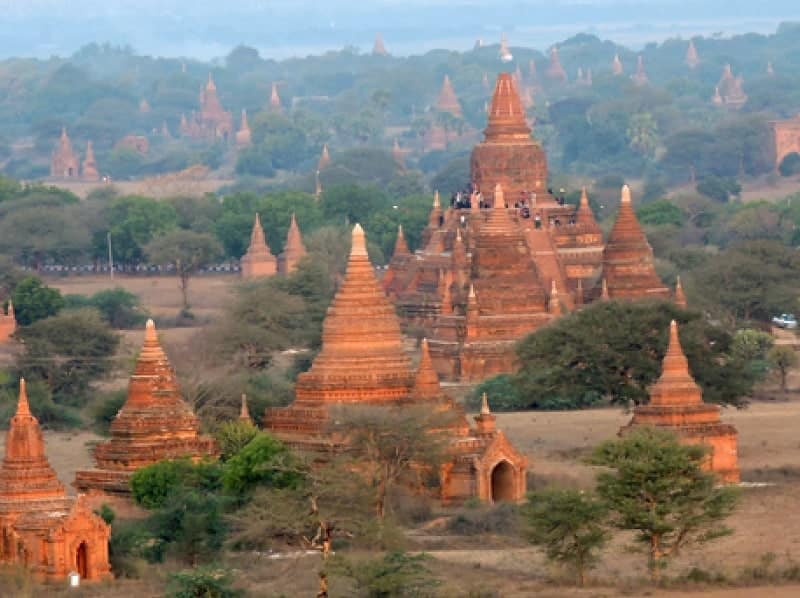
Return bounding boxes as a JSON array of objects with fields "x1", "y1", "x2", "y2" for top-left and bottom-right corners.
[
  {"x1": 0, "y1": 380, "x2": 82, "y2": 430},
  {"x1": 166, "y1": 565, "x2": 243, "y2": 598},
  {"x1": 11, "y1": 276, "x2": 64, "y2": 326},
  {"x1": 467, "y1": 375, "x2": 525, "y2": 412},
  {"x1": 90, "y1": 390, "x2": 126, "y2": 434},
  {"x1": 697, "y1": 176, "x2": 741, "y2": 202},
  {"x1": 331, "y1": 551, "x2": 440, "y2": 598},
  {"x1": 221, "y1": 433, "x2": 301, "y2": 494},
  {"x1": 130, "y1": 459, "x2": 222, "y2": 510},
  {"x1": 214, "y1": 420, "x2": 259, "y2": 461},
  {"x1": 446, "y1": 503, "x2": 520, "y2": 536},
  {"x1": 89, "y1": 288, "x2": 147, "y2": 328}
]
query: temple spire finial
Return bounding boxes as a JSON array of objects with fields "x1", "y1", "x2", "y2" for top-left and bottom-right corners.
[
  {"x1": 480, "y1": 392, "x2": 491, "y2": 415},
  {"x1": 144, "y1": 318, "x2": 158, "y2": 344},
  {"x1": 621, "y1": 184, "x2": 632, "y2": 205},
  {"x1": 601, "y1": 277, "x2": 609, "y2": 300},
  {"x1": 16, "y1": 378, "x2": 31, "y2": 418},
  {"x1": 433, "y1": 190, "x2": 440, "y2": 209},
  {"x1": 675, "y1": 275, "x2": 687, "y2": 308},
  {"x1": 351, "y1": 223, "x2": 367, "y2": 257},
  {"x1": 240, "y1": 393, "x2": 252, "y2": 422}
]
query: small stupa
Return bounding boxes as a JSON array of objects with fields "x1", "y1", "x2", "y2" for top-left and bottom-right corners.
[
  {"x1": 686, "y1": 40, "x2": 700, "y2": 69},
  {"x1": 545, "y1": 47, "x2": 567, "y2": 82},
  {"x1": 612, "y1": 53, "x2": 624, "y2": 76},
  {"x1": 278, "y1": 213, "x2": 307, "y2": 275},
  {"x1": 236, "y1": 109, "x2": 252, "y2": 148},
  {"x1": 82, "y1": 141, "x2": 100, "y2": 181},
  {"x1": 373, "y1": 33, "x2": 388, "y2": 56},
  {"x1": 241, "y1": 213, "x2": 277, "y2": 279},
  {"x1": 269, "y1": 82, "x2": 283, "y2": 114},
  {"x1": 74, "y1": 320, "x2": 218, "y2": 498},
  {"x1": 620, "y1": 321, "x2": 740, "y2": 483},
  {"x1": 436, "y1": 75, "x2": 463, "y2": 118}
]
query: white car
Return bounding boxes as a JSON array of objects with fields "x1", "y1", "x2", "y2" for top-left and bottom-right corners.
[{"x1": 772, "y1": 314, "x2": 798, "y2": 329}]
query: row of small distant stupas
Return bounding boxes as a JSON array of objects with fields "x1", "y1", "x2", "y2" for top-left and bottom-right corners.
[{"x1": 48, "y1": 73, "x2": 275, "y2": 180}]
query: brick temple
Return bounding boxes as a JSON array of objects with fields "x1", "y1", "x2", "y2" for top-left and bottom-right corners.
[
  {"x1": 265, "y1": 224, "x2": 528, "y2": 503},
  {"x1": 180, "y1": 74, "x2": 234, "y2": 140},
  {"x1": 278, "y1": 213, "x2": 307, "y2": 275},
  {"x1": 241, "y1": 213, "x2": 277, "y2": 279},
  {"x1": 1, "y1": 380, "x2": 112, "y2": 581},
  {"x1": 620, "y1": 321, "x2": 740, "y2": 483},
  {"x1": 74, "y1": 320, "x2": 217, "y2": 500},
  {"x1": 385, "y1": 72, "x2": 670, "y2": 382}
]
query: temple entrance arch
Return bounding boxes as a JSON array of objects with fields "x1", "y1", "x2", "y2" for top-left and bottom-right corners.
[
  {"x1": 770, "y1": 115, "x2": 800, "y2": 172},
  {"x1": 75, "y1": 542, "x2": 88, "y2": 579},
  {"x1": 490, "y1": 460, "x2": 515, "y2": 502},
  {"x1": 779, "y1": 152, "x2": 800, "y2": 176}
]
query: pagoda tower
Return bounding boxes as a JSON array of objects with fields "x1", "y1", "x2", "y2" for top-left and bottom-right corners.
[
  {"x1": 236, "y1": 109, "x2": 252, "y2": 148},
  {"x1": 686, "y1": 40, "x2": 700, "y2": 69},
  {"x1": 74, "y1": 320, "x2": 218, "y2": 498},
  {"x1": 82, "y1": 140, "x2": 99, "y2": 181},
  {"x1": 601, "y1": 185, "x2": 669, "y2": 300},
  {"x1": 318, "y1": 144, "x2": 331, "y2": 171},
  {"x1": 620, "y1": 321, "x2": 739, "y2": 483},
  {"x1": 612, "y1": 53, "x2": 624, "y2": 76},
  {"x1": 674, "y1": 275, "x2": 687, "y2": 308},
  {"x1": 240, "y1": 213, "x2": 277, "y2": 279},
  {"x1": 470, "y1": 73, "x2": 553, "y2": 205},
  {"x1": 198, "y1": 74, "x2": 233, "y2": 139},
  {"x1": 715, "y1": 65, "x2": 747, "y2": 108},
  {"x1": 436, "y1": 75, "x2": 463, "y2": 118},
  {"x1": 632, "y1": 55, "x2": 649, "y2": 86},
  {"x1": 265, "y1": 224, "x2": 417, "y2": 441},
  {"x1": 545, "y1": 47, "x2": 567, "y2": 82},
  {"x1": 392, "y1": 138, "x2": 405, "y2": 168},
  {"x1": 270, "y1": 82, "x2": 283, "y2": 114},
  {"x1": 1, "y1": 380, "x2": 112, "y2": 581},
  {"x1": 499, "y1": 33, "x2": 513, "y2": 62},
  {"x1": 429, "y1": 185, "x2": 552, "y2": 381},
  {"x1": 0, "y1": 300, "x2": 15, "y2": 343},
  {"x1": 382, "y1": 225, "x2": 413, "y2": 298},
  {"x1": 551, "y1": 187, "x2": 604, "y2": 290},
  {"x1": 373, "y1": 33, "x2": 388, "y2": 56},
  {"x1": 50, "y1": 128, "x2": 79, "y2": 178},
  {"x1": 278, "y1": 213, "x2": 307, "y2": 275}
]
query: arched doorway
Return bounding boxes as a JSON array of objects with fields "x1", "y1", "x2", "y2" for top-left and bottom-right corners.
[
  {"x1": 75, "y1": 542, "x2": 88, "y2": 579},
  {"x1": 490, "y1": 461, "x2": 516, "y2": 502},
  {"x1": 779, "y1": 152, "x2": 800, "y2": 176}
]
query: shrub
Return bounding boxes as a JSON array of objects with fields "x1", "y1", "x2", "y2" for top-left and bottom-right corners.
[
  {"x1": 130, "y1": 459, "x2": 222, "y2": 509},
  {"x1": 214, "y1": 420, "x2": 258, "y2": 461},
  {"x1": 446, "y1": 503, "x2": 520, "y2": 536},
  {"x1": 90, "y1": 390, "x2": 127, "y2": 435},
  {"x1": 467, "y1": 375, "x2": 525, "y2": 411},
  {"x1": 221, "y1": 433, "x2": 301, "y2": 495},
  {"x1": 166, "y1": 565, "x2": 243, "y2": 598},
  {"x1": 12, "y1": 276, "x2": 64, "y2": 326}
]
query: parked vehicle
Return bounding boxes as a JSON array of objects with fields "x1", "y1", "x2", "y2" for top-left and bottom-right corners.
[{"x1": 772, "y1": 314, "x2": 798, "y2": 329}]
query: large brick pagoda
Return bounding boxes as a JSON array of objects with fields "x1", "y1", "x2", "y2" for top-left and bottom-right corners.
[
  {"x1": 74, "y1": 320, "x2": 217, "y2": 499},
  {"x1": 1, "y1": 380, "x2": 111, "y2": 581},
  {"x1": 265, "y1": 224, "x2": 528, "y2": 503},
  {"x1": 620, "y1": 321, "x2": 740, "y2": 483}
]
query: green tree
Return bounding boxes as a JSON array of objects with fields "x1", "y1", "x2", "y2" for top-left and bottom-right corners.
[
  {"x1": 513, "y1": 300, "x2": 753, "y2": 409},
  {"x1": 329, "y1": 405, "x2": 455, "y2": 519},
  {"x1": 214, "y1": 419, "x2": 259, "y2": 461},
  {"x1": 626, "y1": 112, "x2": 659, "y2": 159},
  {"x1": 108, "y1": 196, "x2": 178, "y2": 264},
  {"x1": 221, "y1": 433, "x2": 301, "y2": 495},
  {"x1": 12, "y1": 276, "x2": 65, "y2": 326},
  {"x1": 130, "y1": 459, "x2": 222, "y2": 510},
  {"x1": 166, "y1": 566, "x2": 243, "y2": 598},
  {"x1": 145, "y1": 230, "x2": 222, "y2": 312},
  {"x1": 636, "y1": 200, "x2": 684, "y2": 227},
  {"x1": 331, "y1": 551, "x2": 440, "y2": 598},
  {"x1": 0, "y1": 205, "x2": 91, "y2": 268},
  {"x1": 697, "y1": 176, "x2": 742, "y2": 203},
  {"x1": 768, "y1": 345, "x2": 798, "y2": 393},
  {"x1": 590, "y1": 428, "x2": 738, "y2": 581},
  {"x1": 521, "y1": 489, "x2": 609, "y2": 586},
  {"x1": 15, "y1": 308, "x2": 119, "y2": 404}
]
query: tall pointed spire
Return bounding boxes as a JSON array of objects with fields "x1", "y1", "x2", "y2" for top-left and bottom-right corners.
[
  {"x1": 279, "y1": 213, "x2": 307, "y2": 275},
  {"x1": 414, "y1": 339, "x2": 442, "y2": 399},
  {"x1": 484, "y1": 73, "x2": 531, "y2": 141},
  {"x1": 393, "y1": 225, "x2": 410, "y2": 256},
  {"x1": 474, "y1": 392, "x2": 496, "y2": 434},
  {"x1": 270, "y1": 82, "x2": 282, "y2": 114},
  {"x1": 499, "y1": 33, "x2": 513, "y2": 62},
  {"x1": 612, "y1": 53, "x2": 624, "y2": 76},
  {"x1": 236, "y1": 109, "x2": 252, "y2": 148},
  {"x1": 373, "y1": 33, "x2": 389, "y2": 56},
  {"x1": 82, "y1": 140, "x2": 99, "y2": 181},
  {"x1": 393, "y1": 138, "x2": 405, "y2": 168},
  {"x1": 686, "y1": 40, "x2": 700, "y2": 69},
  {"x1": 239, "y1": 394, "x2": 252, "y2": 423},
  {"x1": 437, "y1": 75, "x2": 463, "y2": 118},
  {"x1": 318, "y1": 144, "x2": 331, "y2": 171},
  {"x1": 632, "y1": 55, "x2": 648, "y2": 86},
  {"x1": 549, "y1": 280, "x2": 562, "y2": 315},
  {"x1": 674, "y1": 275, "x2": 687, "y2": 308},
  {"x1": 546, "y1": 47, "x2": 567, "y2": 82},
  {"x1": 241, "y1": 213, "x2": 277, "y2": 278},
  {"x1": 0, "y1": 378, "x2": 66, "y2": 500},
  {"x1": 576, "y1": 187, "x2": 599, "y2": 229}
]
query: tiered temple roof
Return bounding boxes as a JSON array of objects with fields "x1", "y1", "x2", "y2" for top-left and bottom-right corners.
[
  {"x1": 270, "y1": 82, "x2": 283, "y2": 114},
  {"x1": 236, "y1": 109, "x2": 252, "y2": 148},
  {"x1": 74, "y1": 321, "x2": 217, "y2": 497},
  {"x1": 714, "y1": 65, "x2": 747, "y2": 108},
  {"x1": 612, "y1": 54, "x2": 624, "y2": 75},
  {"x1": 82, "y1": 141, "x2": 99, "y2": 181},
  {"x1": 50, "y1": 128, "x2": 79, "y2": 179},
  {"x1": 686, "y1": 40, "x2": 700, "y2": 69},
  {"x1": 265, "y1": 225, "x2": 527, "y2": 503},
  {"x1": 632, "y1": 55, "x2": 649, "y2": 86},
  {"x1": 620, "y1": 321, "x2": 739, "y2": 483},
  {"x1": 601, "y1": 185, "x2": 670, "y2": 300},
  {"x1": 241, "y1": 213, "x2": 277, "y2": 279},
  {"x1": 1, "y1": 380, "x2": 112, "y2": 581},
  {"x1": 387, "y1": 73, "x2": 666, "y2": 383},
  {"x1": 278, "y1": 213, "x2": 307, "y2": 275},
  {"x1": 436, "y1": 75, "x2": 463, "y2": 118},
  {"x1": 181, "y1": 74, "x2": 234, "y2": 140},
  {"x1": 545, "y1": 47, "x2": 567, "y2": 82},
  {"x1": 373, "y1": 33, "x2": 388, "y2": 56}
]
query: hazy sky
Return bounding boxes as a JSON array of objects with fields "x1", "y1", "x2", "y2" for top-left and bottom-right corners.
[{"x1": 0, "y1": 0, "x2": 797, "y2": 59}]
